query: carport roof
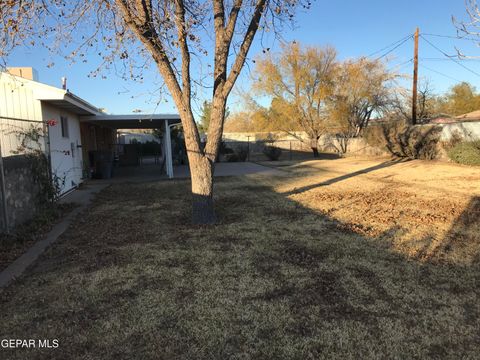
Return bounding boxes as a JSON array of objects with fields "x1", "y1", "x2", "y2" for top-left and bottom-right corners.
[{"x1": 80, "y1": 114, "x2": 181, "y2": 129}]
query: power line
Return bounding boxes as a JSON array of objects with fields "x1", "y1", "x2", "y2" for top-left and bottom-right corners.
[
  {"x1": 374, "y1": 35, "x2": 413, "y2": 61},
  {"x1": 389, "y1": 58, "x2": 413, "y2": 72},
  {"x1": 367, "y1": 33, "x2": 413, "y2": 58},
  {"x1": 422, "y1": 33, "x2": 480, "y2": 41},
  {"x1": 419, "y1": 63, "x2": 463, "y2": 83},
  {"x1": 420, "y1": 34, "x2": 480, "y2": 78},
  {"x1": 420, "y1": 57, "x2": 480, "y2": 61}
]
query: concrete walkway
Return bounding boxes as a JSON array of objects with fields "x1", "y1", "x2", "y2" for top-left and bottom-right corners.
[
  {"x1": 174, "y1": 161, "x2": 283, "y2": 178},
  {"x1": 0, "y1": 183, "x2": 107, "y2": 289},
  {"x1": 90, "y1": 161, "x2": 283, "y2": 184}
]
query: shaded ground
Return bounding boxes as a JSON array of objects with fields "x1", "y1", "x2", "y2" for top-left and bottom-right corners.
[
  {"x1": 0, "y1": 158, "x2": 479, "y2": 359},
  {"x1": 0, "y1": 203, "x2": 75, "y2": 273}
]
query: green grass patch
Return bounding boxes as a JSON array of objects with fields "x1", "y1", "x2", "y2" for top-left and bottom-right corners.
[{"x1": 448, "y1": 140, "x2": 480, "y2": 166}]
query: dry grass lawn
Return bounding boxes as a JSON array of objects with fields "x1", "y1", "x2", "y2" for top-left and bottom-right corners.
[{"x1": 0, "y1": 157, "x2": 479, "y2": 359}]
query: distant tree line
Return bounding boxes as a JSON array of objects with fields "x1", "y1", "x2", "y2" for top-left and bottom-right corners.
[{"x1": 220, "y1": 43, "x2": 480, "y2": 156}]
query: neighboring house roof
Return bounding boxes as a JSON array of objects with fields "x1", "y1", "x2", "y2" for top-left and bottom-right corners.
[
  {"x1": 428, "y1": 116, "x2": 458, "y2": 124},
  {"x1": 455, "y1": 110, "x2": 480, "y2": 122}
]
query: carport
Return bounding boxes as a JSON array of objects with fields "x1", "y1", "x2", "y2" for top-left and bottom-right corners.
[{"x1": 80, "y1": 114, "x2": 181, "y2": 178}]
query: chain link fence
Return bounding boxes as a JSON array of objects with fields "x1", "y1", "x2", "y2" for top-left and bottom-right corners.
[{"x1": 218, "y1": 137, "x2": 387, "y2": 162}]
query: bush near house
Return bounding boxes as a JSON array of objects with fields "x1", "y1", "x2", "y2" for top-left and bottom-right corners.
[
  {"x1": 263, "y1": 144, "x2": 282, "y2": 161},
  {"x1": 447, "y1": 140, "x2": 480, "y2": 166}
]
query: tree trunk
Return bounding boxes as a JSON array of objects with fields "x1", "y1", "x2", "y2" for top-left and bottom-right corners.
[
  {"x1": 310, "y1": 137, "x2": 319, "y2": 158},
  {"x1": 189, "y1": 154, "x2": 216, "y2": 224}
]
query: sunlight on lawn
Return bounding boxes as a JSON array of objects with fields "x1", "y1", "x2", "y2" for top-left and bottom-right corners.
[
  {"x1": 258, "y1": 158, "x2": 480, "y2": 264},
  {"x1": 0, "y1": 159, "x2": 479, "y2": 359}
]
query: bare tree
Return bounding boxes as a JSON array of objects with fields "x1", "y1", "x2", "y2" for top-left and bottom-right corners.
[
  {"x1": 0, "y1": 0, "x2": 308, "y2": 224},
  {"x1": 455, "y1": 0, "x2": 480, "y2": 38},
  {"x1": 390, "y1": 81, "x2": 439, "y2": 123}
]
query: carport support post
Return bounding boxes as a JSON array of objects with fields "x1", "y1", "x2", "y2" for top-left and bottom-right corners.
[{"x1": 164, "y1": 120, "x2": 174, "y2": 178}]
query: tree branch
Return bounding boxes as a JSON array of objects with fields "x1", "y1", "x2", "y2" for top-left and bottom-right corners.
[{"x1": 223, "y1": 0, "x2": 267, "y2": 97}]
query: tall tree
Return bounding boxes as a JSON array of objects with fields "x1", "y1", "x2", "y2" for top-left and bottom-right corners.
[
  {"x1": 198, "y1": 100, "x2": 229, "y2": 133},
  {"x1": 390, "y1": 81, "x2": 439, "y2": 123},
  {"x1": 254, "y1": 43, "x2": 337, "y2": 157},
  {"x1": 198, "y1": 101, "x2": 212, "y2": 133},
  {"x1": 1, "y1": 0, "x2": 308, "y2": 224},
  {"x1": 437, "y1": 82, "x2": 480, "y2": 116},
  {"x1": 330, "y1": 57, "x2": 394, "y2": 139}
]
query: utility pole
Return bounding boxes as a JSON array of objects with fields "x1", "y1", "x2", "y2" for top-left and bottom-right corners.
[{"x1": 412, "y1": 27, "x2": 419, "y2": 125}]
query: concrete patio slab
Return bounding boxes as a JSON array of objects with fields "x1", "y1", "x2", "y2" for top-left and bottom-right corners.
[
  {"x1": 174, "y1": 161, "x2": 284, "y2": 178},
  {"x1": 89, "y1": 161, "x2": 284, "y2": 184}
]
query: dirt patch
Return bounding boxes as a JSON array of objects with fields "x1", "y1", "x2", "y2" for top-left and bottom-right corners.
[{"x1": 260, "y1": 158, "x2": 480, "y2": 264}]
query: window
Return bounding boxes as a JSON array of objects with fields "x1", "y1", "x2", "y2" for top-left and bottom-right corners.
[{"x1": 60, "y1": 116, "x2": 69, "y2": 138}]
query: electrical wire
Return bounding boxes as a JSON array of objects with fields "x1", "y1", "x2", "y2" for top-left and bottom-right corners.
[
  {"x1": 422, "y1": 33, "x2": 479, "y2": 41},
  {"x1": 419, "y1": 63, "x2": 463, "y2": 83},
  {"x1": 420, "y1": 57, "x2": 480, "y2": 62},
  {"x1": 374, "y1": 35, "x2": 413, "y2": 61},
  {"x1": 389, "y1": 58, "x2": 413, "y2": 72},
  {"x1": 367, "y1": 34, "x2": 413, "y2": 58},
  {"x1": 420, "y1": 34, "x2": 480, "y2": 78}
]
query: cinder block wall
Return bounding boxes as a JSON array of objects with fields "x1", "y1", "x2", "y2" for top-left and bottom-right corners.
[{"x1": 0, "y1": 156, "x2": 43, "y2": 232}]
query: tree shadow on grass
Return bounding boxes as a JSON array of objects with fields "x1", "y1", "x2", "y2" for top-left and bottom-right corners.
[
  {"x1": 283, "y1": 158, "x2": 407, "y2": 196},
  {"x1": 415, "y1": 196, "x2": 480, "y2": 264},
  {"x1": 0, "y1": 178, "x2": 479, "y2": 359}
]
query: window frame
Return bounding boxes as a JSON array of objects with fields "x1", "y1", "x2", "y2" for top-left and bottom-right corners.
[{"x1": 60, "y1": 116, "x2": 69, "y2": 138}]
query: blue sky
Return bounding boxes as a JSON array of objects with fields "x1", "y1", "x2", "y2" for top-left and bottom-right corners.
[{"x1": 7, "y1": 0, "x2": 480, "y2": 117}]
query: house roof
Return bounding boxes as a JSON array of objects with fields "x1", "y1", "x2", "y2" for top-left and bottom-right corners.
[
  {"x1": 39, "y1": 92, "x2": 101, "y2": 116},
  {"x1": 455, "y1": 110, "x2": 480, "y2": 122},
  {"x1": 2, "y1": 71, "x2": 181, "y2": 122},
  {"x1": 1, "y1": 71, "x2": 101, "y2": 115},
  {"x1": 80, "y1": 114, "x2": 181, "y2": 129}
]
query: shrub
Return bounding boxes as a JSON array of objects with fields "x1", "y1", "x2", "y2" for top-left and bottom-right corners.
[
  {"x1": 216, "y1": 141, "x2": 234, "y2": 162},
  {"x1": 225, "y1": 153, "x2": 239, "y2": 162},
  {"x1": 365, "y1": 120, "x2": 442, "y2": 160},
  {"x1": 447, "y1": 141, "x2": 480, "y2": 166},
  {"x1": 263, "y1": 144, "x2": 282, "y2": 161},
  {"x1": 441, "y1": 129, "x2": 464, "y2": 151},
  {"x1": 236, "y1": 146, "x2": 249, "y2": 162},
  {"x1": 364, "y1": 124, "x2": 387, "y2": 149}
]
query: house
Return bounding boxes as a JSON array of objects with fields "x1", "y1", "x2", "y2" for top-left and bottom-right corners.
[
  {"x1": 0, "y1": 67, "x2": 180, "y2": 230},
  {"x1": 428, "y1": 111, "x2": 480, "y2": 140},
  {"x1": 0, "y1": 68, "x2": 103, "y2": 195},
  {"x1": 117, "y1": 130, "x2": 160, "y2": 144}
]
